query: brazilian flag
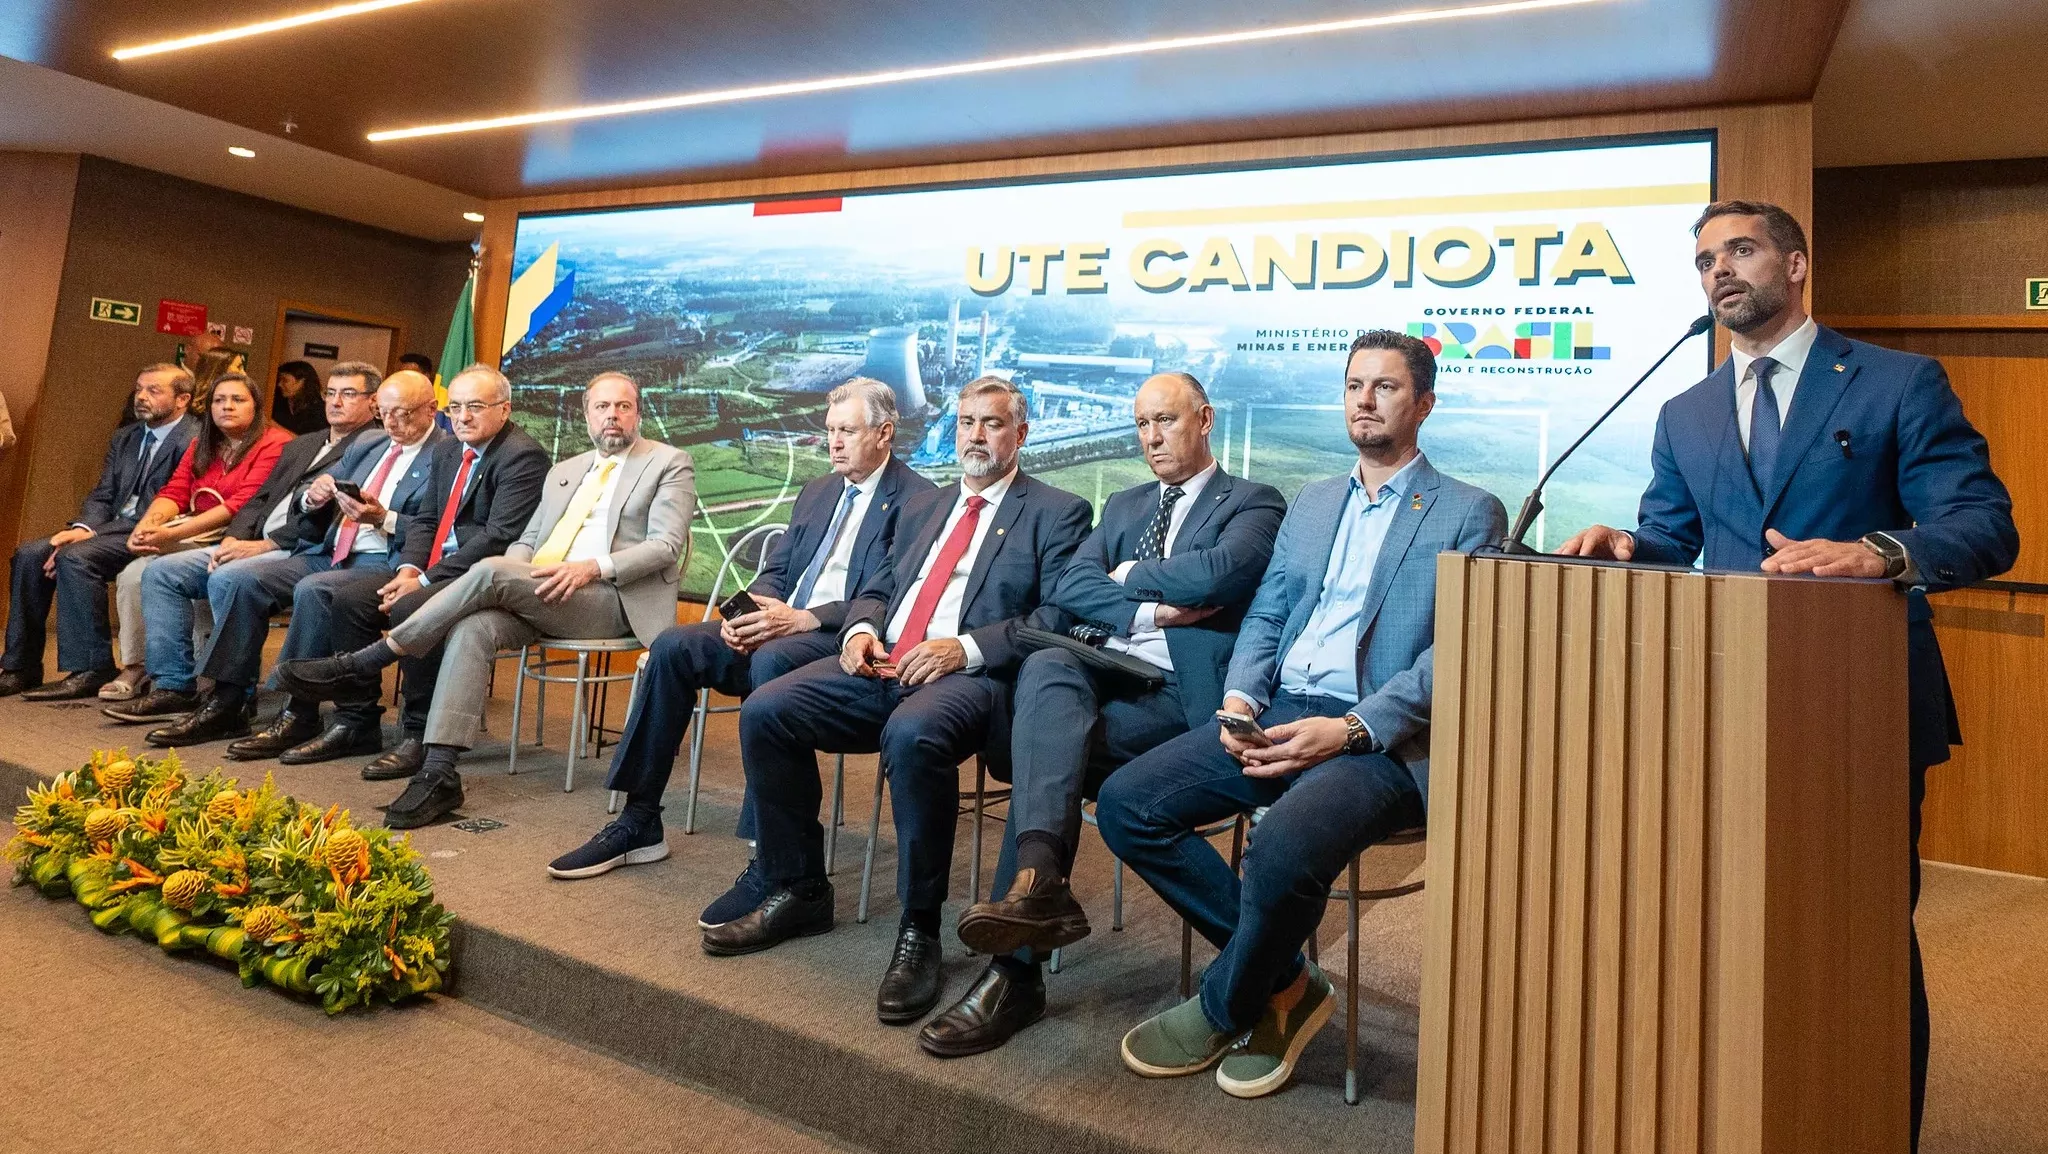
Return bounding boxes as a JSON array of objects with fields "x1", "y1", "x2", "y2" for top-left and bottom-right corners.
[{"x1": 434, "y1": 270, "x2": 476, "y2": 412}]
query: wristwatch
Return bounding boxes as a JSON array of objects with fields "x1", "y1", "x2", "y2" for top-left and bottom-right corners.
[
  {"x1": 1860, "y1": 532, "x2": 1909, "y2": 580},
  {"x1": 1342, "y1": 712, "x2": 1375, "y2": 755}
]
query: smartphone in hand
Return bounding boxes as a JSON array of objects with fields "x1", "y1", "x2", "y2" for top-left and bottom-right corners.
[
  {"x1": 333, "y1": 480, "x2": 363, "y2": 501},
  {"x1": 717, "y1": 589, "x2": 762, "y2": 620},
  {"x1": 1215, "y1": 709, "x2": 1272, "y2": 748}
]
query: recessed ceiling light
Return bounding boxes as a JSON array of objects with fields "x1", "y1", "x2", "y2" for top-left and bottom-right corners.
[
  {"x1": 228, "y1": 146, "x2": 257, "y2": 158},
  {"x1": 463, "y1": 212, "x2": 486, "y2": 223},
  {"x1": 113, "y1": 0, "x2": 434, "y2": 61},
  {"x1": 368, "y1": 0, "x2": 1611, "y2": 142}
]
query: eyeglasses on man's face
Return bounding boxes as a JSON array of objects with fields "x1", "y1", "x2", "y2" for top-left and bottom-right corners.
[{"x1": 446, "y1": 400, "x2": 509, "y2": 418}]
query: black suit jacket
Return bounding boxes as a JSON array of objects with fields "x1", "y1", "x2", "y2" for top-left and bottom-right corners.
[
  {"x1": 397, "y1": 423, "x2": 552, "y2": 584},
  {"x1": 1049, "y1": 469, "x2": 1287, "y2": 729},
  {"x1": 221, "y1": 426, "x2": 373, "y2": 546},
  {"x1": 844, "y1": 470, "x2": 1093, "y2": 679},
  {"x1": 74, "y1": 415, "x2": 200, "y2": 535},
  {"x1": 749, "y1": 456, "x2": 937, "y2": 633}
]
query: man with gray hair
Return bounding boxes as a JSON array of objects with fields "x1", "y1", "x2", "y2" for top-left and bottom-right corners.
[
  {"x1": 546, "y1": 376, "x2": 934, "y2": 899},
  {"x1": 280, "y1": 371, "x2": 694, "y2": 829},
  {"x1": 710, "y1": 375, "x2": 1093, "y2": 1032}
]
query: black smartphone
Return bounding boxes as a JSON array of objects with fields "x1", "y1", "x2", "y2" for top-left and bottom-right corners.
[
  {"x1": 333, "y1": 480, "x2": 363, "y2": 500},
  {"x1": 1215, "y1": 709, "x2": 1272, "y2": 748},
  {"x1": 718, "y1": 589, "x2": 762, "y2": 620}
]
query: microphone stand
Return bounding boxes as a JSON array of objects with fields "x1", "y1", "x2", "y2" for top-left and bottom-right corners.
[{"x1": 1494, "y1": 314, "x2": 1713, "y2": 554}]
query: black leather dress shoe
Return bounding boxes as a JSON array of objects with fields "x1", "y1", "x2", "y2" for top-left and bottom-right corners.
[
  {"x1": 275, "y1": 656, "x2": 380, "y2": 704},
  {"x1": 22, "y1": 668, "x2": 115, "y2": 701},
  {"x1": 146, "y1": 690, "x2": 252, "y2": 747},
  {"x1": 919, "y1": 959, "x2": 1047, "y2": 1057},
  {"x1": 701, "y1": 883, "x2": 835, "y2": 957},
  {"x1": 956, "y1": 867, "x2": 1092, "y2": 957},
  {"x1": 383, "y1": 770, "x2": 464, "y2": 830},
  {"x1": 104, "y1": 687, "x2": 201, "y2": 723},
  {"x1": 362, "y1": 736, "x2": 426, "y2": 781},
  {"x1": 0, "y1": 670, "x2": 43, "y2": 698},
  {"x1": 877, "y1": 926, "x2": 945, "y2": 1025},
  {"x1": 224, "y1": 709, "x2": 322, "y2": 760},
  {"x1": 279, "y1": 723, "x2": 383, "y2": 765}
]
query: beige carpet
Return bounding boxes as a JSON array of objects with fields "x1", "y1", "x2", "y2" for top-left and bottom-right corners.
[
  {"x1": 1917, "y1": 862, "x2": 2048, "y2": 1154},
  {"x1": 0, "y1": 873, "x2": 861, "y2": 1154}
]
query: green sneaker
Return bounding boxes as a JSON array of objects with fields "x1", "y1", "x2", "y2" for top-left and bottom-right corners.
[
  {"x1": 1216, "y1": 963, "x2": 1336, "y2": 1099},
  {"x1": 1120, "y1": 995, "x2": 1239, "y2": 1077}
]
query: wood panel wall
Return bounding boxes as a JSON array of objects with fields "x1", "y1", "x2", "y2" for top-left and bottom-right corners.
[
  {"x1": 1419, "y1": 555, "x2": 1909, "y2": 1154},
  {"x1": 0, "y1": 152, "x2": 81, "y2": 592},
  {"x1": 471, "y1": 103, "x2": 1813, "y2": 364}
]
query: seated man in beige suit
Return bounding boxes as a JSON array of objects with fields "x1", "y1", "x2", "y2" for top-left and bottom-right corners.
[{"x1": 278, "y1": 371, "x2": 695, "y2": 828}]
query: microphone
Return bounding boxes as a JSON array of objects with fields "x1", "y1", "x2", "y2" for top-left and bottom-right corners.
[{"x1": 1496, "y1": 314, "x2": 1713, "y2": 554}]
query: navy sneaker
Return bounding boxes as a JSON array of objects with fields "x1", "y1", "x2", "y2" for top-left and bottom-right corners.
[
  {"x1": 546, "y1": 816, "x2": 670, "y2": 879},
  {"x1": 698, "y1": 859, "x2": 771, "y2": 929}
]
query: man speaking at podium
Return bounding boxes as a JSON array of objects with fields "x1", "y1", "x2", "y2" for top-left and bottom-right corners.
[{"x1": 1557, "y1": 200, "x2": 2018, "y2": 1146}]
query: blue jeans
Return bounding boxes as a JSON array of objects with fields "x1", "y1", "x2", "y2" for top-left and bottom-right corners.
[
  {"x1": 1096, "y1": 693, "x2": 1425, "y2": 1034},
  {"x1": 140, "y1": 548, "x2": 220, "y2": 692}
]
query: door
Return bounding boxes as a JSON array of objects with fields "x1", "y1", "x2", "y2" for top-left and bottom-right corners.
[{"x1": 1834, "y1": 324, "x2": 2048, "y2": 878}]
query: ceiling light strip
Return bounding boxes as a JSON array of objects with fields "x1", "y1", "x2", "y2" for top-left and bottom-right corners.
[
  {"x1": 367, "y1": 0, "x2": 1612, "y2": 142},
  {"x1": 112, "y1": 0, "x2": 433, "y2": 61}
]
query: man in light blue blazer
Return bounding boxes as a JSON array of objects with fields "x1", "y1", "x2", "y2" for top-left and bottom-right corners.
[
  {"x1": 1558, "y1": 201, "x2": 2017, "y2": 1147},
  {"x1": 1099, "y1": 330, "x2": 1506, "y2": 1099}
]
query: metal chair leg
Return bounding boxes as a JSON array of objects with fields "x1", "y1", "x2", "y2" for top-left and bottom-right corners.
[
  {"x1": 684, "y1": 690, "x2": 709, "y2": 835},
  {"x1": 1346, "y1": 855, "x2": 1361, "y2": 1106},
  {"x1": 1049, "y1": 947, "x2": 1063, "y2": 974},
  {"x1": 825, "y1": 753, "x2": 846, "y2": 875},
  {"x1": 1180, "y1": 920, "x2": 1194, "y2": 999},
  {"x1": 970, "y1": 757, "x2": 987, "y2": 904},
  {"x1": 564, "y1": 651, "x2": 590, "y2": 793},
  {"x1": 508, "y1": 645, "x2": 529, "y2": 776},
  {"x1": 857, "y1": 759, "x2": 887, "y2": 925},
  {"x1": 534, "y1": 655, "x2": 548, "y2": 745},
  {"x1": 1112, "y1": 860, "x2": 1125, "y2": 931}
]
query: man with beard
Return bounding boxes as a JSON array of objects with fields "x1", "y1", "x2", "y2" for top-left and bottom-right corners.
[
  {"x1": 1556, "y1": 200, "x2": 2017, "y2": 1148},
  {"x1": 923, "y1": 371, "x2": 1286, "y2": 1057},
  {"x1": 1100, "y1": 330, "x2": 1504, "y2": 1099},
  {"x1": 545, "y1": 377, "x2": 933, "y2": 905},
  {"x1": 277, "y1": 371, "x2": 695, "y2": 829},
  {"x1": 1, "y1": 364, "x2": 198, "y2": 700},
  {"x1": 706, "y1": 376, "x2": 1092, "y2": 1032}
]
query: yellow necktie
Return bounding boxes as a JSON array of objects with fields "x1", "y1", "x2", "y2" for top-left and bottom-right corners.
[{"x1": 532, "y1": 459, "x2": 617, "y2": 565}]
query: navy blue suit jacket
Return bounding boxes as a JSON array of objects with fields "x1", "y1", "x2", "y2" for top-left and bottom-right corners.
[
  {"x1": 750, "y1": 456, "x2": 936, "y2": 633},
  {"x1": 292, "y1": 428, "x2": 449, "y2": 558},
  {"x1": 75, "y1": 415, "x2": 200, "y2": 535},
  {"x1": 397, "y1": 423, "x2": 552, "y2": 585},
  {"x1": 1049, "y1": 469, "x2": 1286, "y2": 729},
  {"x1": 1629, "y1": 323, "x2": 2018, "y2": 766}
]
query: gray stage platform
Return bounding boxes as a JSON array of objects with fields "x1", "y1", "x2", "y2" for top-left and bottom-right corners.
[{"x1": 0, "y1": 668, "x2": 1428, "y2": 1154}]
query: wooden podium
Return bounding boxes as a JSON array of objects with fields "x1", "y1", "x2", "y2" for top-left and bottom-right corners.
[{"x1": 1414, "y1": 554, "x2": 1910, "y2": 1154}]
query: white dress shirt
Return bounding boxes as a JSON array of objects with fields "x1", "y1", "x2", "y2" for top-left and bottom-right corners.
[
  {"x1": 849, "y1": 468, "x2": 1017, "y2": 673},
  {"x1": 1732, "y1": 315, "x2": 1818, "y2": 450},
  {"x1": 800, "y1": 474, "x2": 880, "y2": 609},
  {"x1": 344, "y1": 437, "x2": 429, "y2": 556},
  {"x1": 1105, "y1": 460, "x2": 1218, "y2": 671},
  {"x1": 563, "y1": 449, "x2": 630, "y2": 577}
]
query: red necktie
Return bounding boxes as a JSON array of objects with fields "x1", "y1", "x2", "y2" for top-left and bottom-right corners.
[
  {"x1": 427, "y1": 447, "x2": 478, "y2": 568},
  {"x1": 332, "y1": 443, "x2": 402, "y2": 565},
  {"x1": 890, "y1": 495, "x2": 987, "y2": 662}
]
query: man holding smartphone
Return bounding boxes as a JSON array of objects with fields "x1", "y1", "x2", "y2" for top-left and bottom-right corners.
[
  {"x1": 1097, "y1": 331, "x2": 1505, "y2": 1099},
  {"x1": 544, "y1": 378, "x2": 932, "y2": 908}
]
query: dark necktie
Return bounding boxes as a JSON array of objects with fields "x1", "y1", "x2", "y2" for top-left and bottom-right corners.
[
  {"x1": 1138, "y1": 485, "x2": 1185, "y2": 561},
  {"x1": 1746, "y1": 355, "x2": 1782, "y2": 492},
  {"x1": 790, "y1": 483, "x2": 860, "y2": 610}
]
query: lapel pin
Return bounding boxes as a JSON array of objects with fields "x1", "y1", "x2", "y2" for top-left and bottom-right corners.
[
  {"x1": 996, "y1": 527, "x2": 1005, "y2": 535},
  {"x1": 1833, "y1": 364, "x2": 1845, "y2": 372},
  {"x1": 880, "y1": 503, "x2": 888, "y2": 510},
  {"x1": 1411, "y1": 494, "x2": 1424, "y2": 510}
]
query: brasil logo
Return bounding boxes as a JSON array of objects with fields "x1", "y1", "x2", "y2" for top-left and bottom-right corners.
[{"x1": 1407, "y1": 320, "x2": 1610, "y2": 361}]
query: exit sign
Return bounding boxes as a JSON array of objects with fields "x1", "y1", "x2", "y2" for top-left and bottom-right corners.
[
  {"x1": 90, "y1": 297, "x2": 141, "y2": 325},
  {"x1": 2029, "y1": 278, "x2": 2048, "y2": 310}
]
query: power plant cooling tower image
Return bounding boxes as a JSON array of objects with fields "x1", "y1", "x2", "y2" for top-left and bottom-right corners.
[{"x1": 862, "y1": 325, "x2": 928, "y2": 414}]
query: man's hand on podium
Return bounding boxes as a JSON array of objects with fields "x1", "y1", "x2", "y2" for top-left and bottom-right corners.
[
  {"x1": 1758, "y1": 528, "x2": 1890, "y2": 578},
  {"x1": 1554, "y1": 524, "x2": 1635, "y2": 560}
]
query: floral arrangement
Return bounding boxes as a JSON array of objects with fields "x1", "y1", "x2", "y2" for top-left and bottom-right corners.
[{"x1": 7, "y1": 749, "x2": 451, "y2": 1013}]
